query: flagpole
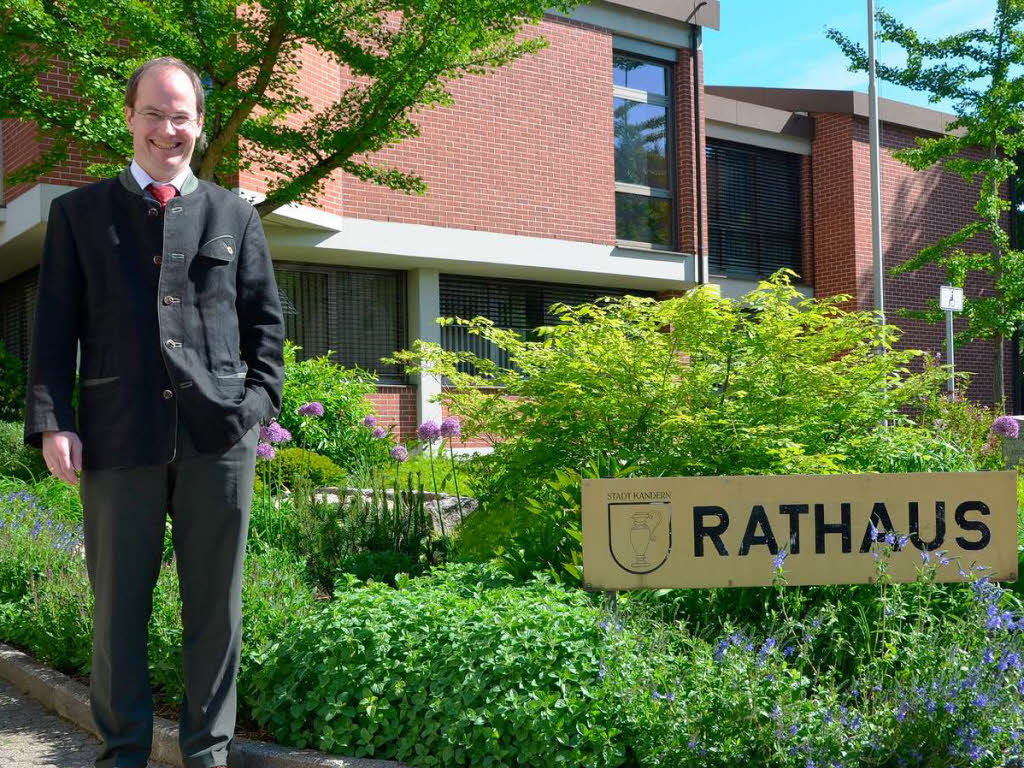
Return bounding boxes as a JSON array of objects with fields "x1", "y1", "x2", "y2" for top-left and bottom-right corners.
[{"x1": 868, "y1": 0, "x2": 886, "y2": 332}]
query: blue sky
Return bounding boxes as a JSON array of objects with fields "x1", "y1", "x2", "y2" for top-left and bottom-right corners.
[{"x1": 703, "y1": 0, "x2": 997, "y2": 114}]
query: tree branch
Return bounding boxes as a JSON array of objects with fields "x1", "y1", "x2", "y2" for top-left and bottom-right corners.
[{"x1": 197, "y1": 12, "x2": 289, "y2": 179}]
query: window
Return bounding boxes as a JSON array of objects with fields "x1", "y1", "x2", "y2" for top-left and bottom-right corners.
[
  {"x1": 273, "y1": 264, "x2": 407, "y2": 383},
  {"x1": 0, "y1": 267, "x2": 39, "y2": 368},
  {"x1": 613, "y1": 53, "x2": 674, "y2": 249},
  {"x1": 706, "y1": 138, "x2": 802, "y2": 279},
  {"x1": 439, "y1": 274, "x2": 654, "y2": 374}
]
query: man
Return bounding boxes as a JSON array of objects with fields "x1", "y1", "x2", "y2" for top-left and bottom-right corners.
[{"x1": 23, "y1": 57, "x2": 285, "y2": 768}]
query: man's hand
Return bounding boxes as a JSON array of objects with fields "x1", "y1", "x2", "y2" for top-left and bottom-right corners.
[{"x1": 41, "y1": 430, "x2": 83, "y2": 486}]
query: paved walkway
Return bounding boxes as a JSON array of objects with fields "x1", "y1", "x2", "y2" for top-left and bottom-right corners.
[{"x1": 0, "y1": 679, "x2": 173, "y2": 768}]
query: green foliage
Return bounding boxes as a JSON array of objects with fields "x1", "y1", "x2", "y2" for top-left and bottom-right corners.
[
  {"x1": 827, "y1": 1, "x2": 1024, "y2": 404},
  {"x1": 277, "y1": 341, "x2": 390, "y2": 474},
  {"x1": 0, "y1": 341, "x2": 26, "y2": 422},
  {"x1": 287, "y1": 472, "x2": 439, "y2": 594},
  {"x1": 352, "y1": 449, "x2": 474, "y2": 497},
  {"x1": 917, "y1": 388, "x2": 1008, "y2": 471},
  {"x1": 0, "y1": 0, "x2": 577, "y2": 215},
  {"x1": 0, "y1": 421, "x2": 48, "y2": 483},
  {"x1": 390, "y1": 273, "x2": 950, "y2": 511},
  {"x1": 245, "y1": 564, "x2": 624, "y2": 765},
  {"x1": 256, "y1": 445, "x2": 346, "y2": 493},
  {"x1": 4, "y1": 479, "x2": 1024, "y2": 768}
]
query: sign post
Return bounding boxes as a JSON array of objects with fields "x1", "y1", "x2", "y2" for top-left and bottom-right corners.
[
  {"x1": 582, "y1": 472, "x2": 1018, "y2": 590},
  {"x1": 939, "y1": 285, "x2": 964, "y2": 394}
]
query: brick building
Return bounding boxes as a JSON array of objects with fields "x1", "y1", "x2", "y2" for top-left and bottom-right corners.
[{"x1": 0, "y1": 0, "x2": 1018, "y2": 449}]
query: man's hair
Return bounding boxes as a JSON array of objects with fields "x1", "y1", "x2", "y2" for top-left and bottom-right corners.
[{"x1": 124, "y1": 57, "x2": 205, "y2": 117}]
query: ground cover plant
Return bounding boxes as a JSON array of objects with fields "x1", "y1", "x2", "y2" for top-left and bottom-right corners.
[{"x1": 3, "y1": 480, "x2": 1024, "y2": 767}]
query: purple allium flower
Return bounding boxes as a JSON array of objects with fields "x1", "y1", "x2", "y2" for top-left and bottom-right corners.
[
  {"x1": 256, "y1": 442, "x2": 276, "y2": 460},
  {"x1": 298, "y1": 401, "x2": 325, "y2": 418},
  {"x1": 391, "y1": 445, "x2": 409, "y2": 462},
  {"x1": 363, "y1": 414, "x2": 378, "y2": 428},
  {"x1": 262, "y1": 421, "x2": 292, "y2": 444},
  {"x1": 440, "y1": 416, "x2": 461, "y2": 438},
  {"x1": 417, "y1": 420, "x2": 441, "y2": 442},
  {"x1": 372, "y1": 426, "x2": 387, "y2": 439},
  {"x1": 992, "y1": 416, "x2": 1020, "y2": 439}
]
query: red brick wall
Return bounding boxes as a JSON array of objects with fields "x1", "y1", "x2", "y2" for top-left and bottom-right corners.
[
  {"x1": 810, "y1": 113, "x2": 858, "y2": 303},
  {"x1": 676, "y1": 45, "x2": 708, "y2": 258},
  {"x1": 2, "y1": 59, "x2": 104, "y2": 204},
  {"x1": 810, "y1": 112, "x2": 1016, "y2": 410},
  {"x1": 241, "y1": 14, "x2": 628, "y2": 245},
  {"x1": 869, "y1": 118, "x2": 1014, "y2": 410},
  {"x1": 366, "y1": 385, "x2": 417, "y2": 441}
]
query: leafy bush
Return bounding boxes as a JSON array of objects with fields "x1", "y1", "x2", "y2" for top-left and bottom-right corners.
[
  {"x1": 837, "y1": 425, "x2": 980, "y2": 473},
  {"x1": 245, "y1": 563, "x2": 623, "y2": 765},
  {"x1": 0, "y1": 340, "x2": 26, "y2": 423},
  {"x1": 290, "y1": 473, "x2": 439, "y2": 593},
  {"x1": 5, "y1": 485, "x2": 1024, "y2": 768},
  {"x1": 389, "y1": 272, "x2": 951, "y2": 510},
  {"x1": 0, "y1": 421, "x2": 48, "y2": 482},
  {"x1": 256, "y1": 446, "x2": 346, "y2": 494},
  {"x1": 278, "y1": 340, "x2": 392, "y2": 473},
  {"x1": 918, "y1": 386, "x2": 1007, "y2": 471}
]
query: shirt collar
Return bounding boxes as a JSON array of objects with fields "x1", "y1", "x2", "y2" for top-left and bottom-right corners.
[{"x1": 130, "y1": 159, "x2": 192, "y2": 194}]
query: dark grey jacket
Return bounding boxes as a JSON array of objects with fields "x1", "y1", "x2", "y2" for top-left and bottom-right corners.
[{"x1": 23, "y1": 167, "x2": 285, "y2": 470}]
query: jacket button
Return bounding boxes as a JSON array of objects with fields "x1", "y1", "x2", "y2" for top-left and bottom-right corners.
[
  {"x1": 162, "y1": 295, "x2": 176, "y2": 305},
  {"x1": 153, "y1": 255, "x2": 162, "y2": 265},
  {"x1": 148, "y1": 207, "x2": 159, "y2": 218},
  {"x1": 162, "y1": 389, "x2": 174, "y2": 399}
]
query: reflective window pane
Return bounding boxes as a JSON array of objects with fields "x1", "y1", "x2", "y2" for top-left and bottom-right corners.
[
  {"x1": 614, "y1": 98, "x2": 669, "y2": 189},
  {"x1": 613, "y1": 54, "x2": 667, "y2": 97},
  {"x1": 616, "y1": 192, "x2": 672, "y2": 247}
]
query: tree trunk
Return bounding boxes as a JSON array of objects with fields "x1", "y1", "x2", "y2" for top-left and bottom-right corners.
[
  {"x1": 995, "y1": 332, "x2": 1006, "y2": 408},
  {"x1": 990, "y1": 135, "x2": 1006, "y2": 408}
]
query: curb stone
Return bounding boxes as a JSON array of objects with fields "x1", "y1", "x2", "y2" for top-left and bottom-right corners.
[{"x1": 0, "y1": 643, "x2": 410, "y2": 768}]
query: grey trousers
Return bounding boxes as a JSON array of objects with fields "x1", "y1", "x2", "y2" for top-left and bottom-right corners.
[{"x1": 80, "y1": 415, "x2": 259, "y2": 768}]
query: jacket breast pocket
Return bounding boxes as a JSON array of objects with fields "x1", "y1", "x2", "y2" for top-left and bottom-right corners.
[
  {"x1": 198, "y1": 234, "x2": 236, "y2": 262},
  {"x1": 192, "y1": 235, "x2": 237, "y2": 305}
]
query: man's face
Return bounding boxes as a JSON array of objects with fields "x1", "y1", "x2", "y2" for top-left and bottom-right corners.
[{"x1": 124, "y1": 66, "x2": 203, "y2": 182}]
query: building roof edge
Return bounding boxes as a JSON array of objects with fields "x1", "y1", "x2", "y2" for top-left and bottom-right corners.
[{"x1": 704, "y1": 86, "x2": 956, "y2": 135}]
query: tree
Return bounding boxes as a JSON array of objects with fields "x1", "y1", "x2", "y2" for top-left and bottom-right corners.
[
  {"x1": 0, "y1": 0, "x2": 577, "y2": 217},
  {"x1": 827, "y1": 0, "x2": 1024, "y2": 407}
]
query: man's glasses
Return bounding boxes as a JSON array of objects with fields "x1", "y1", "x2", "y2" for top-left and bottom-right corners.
[{"x1": 132, "y1": 108, "x2": 199, "y2": 129}]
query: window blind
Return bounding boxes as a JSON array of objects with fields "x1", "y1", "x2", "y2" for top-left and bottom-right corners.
[
  {"x1": 439, "y1": 274, "x2": 654, "y2": 373},
  {"x1": 274, "y1": 264, "x2": 407, "y2": 383},
  {"x1": 706, "y1": 138, "x2": 802, "y2": 279}
]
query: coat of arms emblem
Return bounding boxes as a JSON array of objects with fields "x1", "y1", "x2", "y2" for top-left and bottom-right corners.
[{"x1": 608, "y1": 501, "x2": 672, "y2": 574}]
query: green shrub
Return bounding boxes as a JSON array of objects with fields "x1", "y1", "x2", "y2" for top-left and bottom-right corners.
[
  {"x1": 0, "y1": 341, "x2": 26, "y2": 423},
  {"x1": 277, "y1": 340, "x2": 392, "y2": 473},
  {"x1": 836, "y1": 424, "x2": 980, "y2": 473},
  {"x1": 245, "y1": 563, "x2": 623, "y2": 765},
  {"x1": 290, "y1": 473, "x2": 439, "y2": 593},
  {"x1": 5, "y1": 485, "x2": 1024, "y2": 768},
  {"x1": 256, "y1": 446, "x2": 346, "y2": 493},
  {"x1": 0, "y1": 421, "x2": 48, "y2": 482},
  {"x1": 389, "y1": 272, "x2": 952, "y2": 509}
]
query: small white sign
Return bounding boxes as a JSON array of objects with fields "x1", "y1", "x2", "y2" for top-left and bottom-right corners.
[{"x1": 940, "y1": 285, "x2": 964, "y2": 312}]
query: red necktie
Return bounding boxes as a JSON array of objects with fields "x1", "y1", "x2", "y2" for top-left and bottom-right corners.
[{"x1": 146, "y1": 182, "x2": 177, "y2": 209}]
